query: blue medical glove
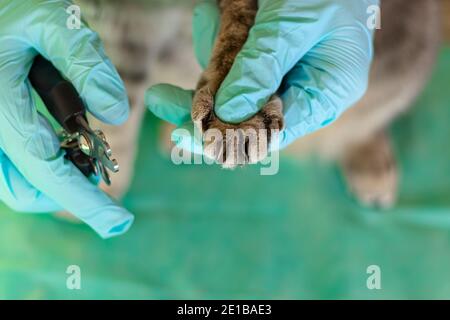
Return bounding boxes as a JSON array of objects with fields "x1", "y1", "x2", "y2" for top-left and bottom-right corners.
[
  {"x1": 0, "y1": 0, "x2": 134, "y2": 238},
  {"x1": 147, "y1": 0, "x2": 377, "y2": 150}
]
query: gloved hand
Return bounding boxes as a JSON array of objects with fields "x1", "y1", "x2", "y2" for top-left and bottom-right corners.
[
  {"x1": 146, "y1": 0, "x2": 378, "y2": 151},
  {"x1": 0, "y1": 0, "x2": 133, "y2": 238}
]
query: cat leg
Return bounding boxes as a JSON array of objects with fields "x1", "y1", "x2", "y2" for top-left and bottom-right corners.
[
  {"x1": 192, "y1": 0, "x2": 284, "y2": 167},
  {"x1": 192, "y1": 0, "x2": 258, "y2": 125},
  {"x1": 340, "y1": 131, "x2": 398, "y2": 208}
]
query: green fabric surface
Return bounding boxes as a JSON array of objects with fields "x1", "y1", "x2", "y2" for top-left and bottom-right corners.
[{"x1": 1, "y1": 48, "x2": 450, "y2": 300}]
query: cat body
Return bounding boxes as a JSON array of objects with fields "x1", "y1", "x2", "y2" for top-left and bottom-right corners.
[
  {"x1": 287, "y1": 0, "x2": 441, "y2": 159},
  {"x1": 287, "y1": 0, "x2": 441, "y2": 206}
]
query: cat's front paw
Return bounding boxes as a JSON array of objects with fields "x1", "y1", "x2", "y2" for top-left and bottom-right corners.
[{"x1": 192, "y1": 90, "x2": 284, "y2": 168}]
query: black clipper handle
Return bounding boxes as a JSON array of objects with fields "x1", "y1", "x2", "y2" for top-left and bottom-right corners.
[
  {"x1": 28, "y1": 55, "x2": 93, "y2": 177},
  {"x1": 29, "y1": 55, "x2": 87, "y2": 134}
]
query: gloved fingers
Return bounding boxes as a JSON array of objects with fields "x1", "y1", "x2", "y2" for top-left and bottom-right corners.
[
  {"x1": 0, "y1": 85, "x2": 134, "y2": 238},
  {"x1": 27, "y1": 1, "x2": 129, "y2": 126},
  {"x1": 0, "y1": 148, "x2": 61, "y2": 213},
  {"x1": 278, "y1": 28, "x2": 373, "y2": 149},
  {"x1": 213, "y1": 0, "x2": 376, "y2": 124},
  {"x1": 192, "y1": 0, "x2": 221, "y2": 69},
  {"x1": 145, "y1": 84, "x2": 205, "y2": 154},
  {"x1": 145, "y1": 84, "x2": 194, "y2": 127},
  {"x1": 211, "y1": 1, "x2": 310, "y2": 123}
]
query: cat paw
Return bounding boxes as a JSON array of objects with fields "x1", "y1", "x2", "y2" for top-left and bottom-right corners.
[
  {"x1": 192, "y1": 86, "x2": 215, "y2": 131},
  {"x1": 341, "y1": 132, "x2": 398, "y2": 209},
  {"x1": 192, "y1": 89, "x2": 284, "y2": 168}
]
